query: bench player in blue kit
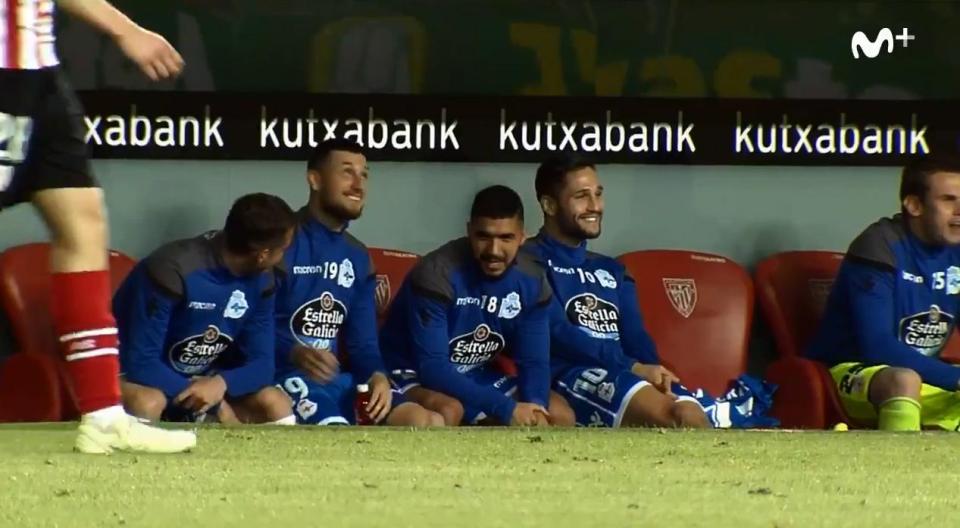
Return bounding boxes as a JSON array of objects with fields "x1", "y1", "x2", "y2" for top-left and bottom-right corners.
[
  {"x1": 273, "y1": 139, "x2": 443, "y2": 426},
  {"x1": 380, "y1": 185, "x2": 575, "y2": 426}
]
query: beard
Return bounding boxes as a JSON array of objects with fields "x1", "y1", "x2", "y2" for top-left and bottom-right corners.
[
  {"x1": 558, "y1": 213, "x2": 601, "y2": 241},
  {"x1": 319, "y1": 192, "x2": 363, "y2": 222}
]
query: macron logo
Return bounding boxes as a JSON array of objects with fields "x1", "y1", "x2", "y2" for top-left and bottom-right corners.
[{"x1": 188, "y1": 301, "x2": 217, "y2": 310}]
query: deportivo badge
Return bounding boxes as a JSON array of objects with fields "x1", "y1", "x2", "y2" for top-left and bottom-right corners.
[
  {"x1": 947, "y1": 266, "x2": 960, "y2": 295},
  {"x1": 663, "y1": 278, "x2": 697, "y2": 318},
  {"x1": 594, "y1": 268, "x2": 618, "y2": 289},
  {"x1": 374, "y1": 274, "x2": 391, "y2": 315},
  {"x1": 498, "y1": 292, "x2": 522, "y2": 319},
  {"x1": 338, "y1": 258, "x2": 355, "y2": 288},
  {"x1": 223, "y1": 290, "x2": 249, "y2": 319}
]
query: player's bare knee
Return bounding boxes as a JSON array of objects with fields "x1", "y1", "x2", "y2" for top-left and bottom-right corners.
[
  {"x1": 122, "y1": 384, "x2": 166, "y2": 421},
  {"x1": 672, "y1": 402, "x2": 711, "y2": 429},
  {"x1": 428, "y1": 411, "x2": 446, "y2": 427},
  {"x1": 621, "y1": 387, "x2": 674, "y2": 427},
  {"x1": 548, "y1": 393, "x2": 576, "y2": 427},
  {"x1": 437, "y1": 399, "x2": 465, "y2": 426},
  {"x1": 407, "y1": 407, "x2": 444, "y2": 428},
  {"x1": 870, "y1": 367, "x2": 922, "y2": 404},
  {"x1": 253, "y1": 386, "x2": 294, "y2": 421}
]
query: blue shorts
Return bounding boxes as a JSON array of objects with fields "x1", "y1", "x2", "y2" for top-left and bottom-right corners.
[
  {"x1": 554, "y1": 366, "x2": 701, "y2": 427},
  {"x1": 276, "y1": 370, "x2": 407, "y2": 425},
  {"x1": 388, "y1": 366, "x2": 518, "y2": 424}
]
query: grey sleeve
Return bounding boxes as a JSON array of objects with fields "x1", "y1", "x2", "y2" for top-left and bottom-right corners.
[
  {"x1": 847, "y1": 219, "x2": 900, "y2": 270},
  {"x1": 144, "y1": 252, "x2": 185, "y2": 299},
  {"x1": 516, "y1": 252, "x2": 552, "y2": 306},
  {"x1": 409, "y1": 254, "x2": 455, "y2": 303}
]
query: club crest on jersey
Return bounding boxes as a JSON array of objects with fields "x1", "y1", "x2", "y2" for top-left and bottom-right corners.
[
  {"x1": 565, "y1": 293, "x2": 620, "y2": 340},
  {"x1": 663, "y1": 278, "x2": 697, "y2": 318},
  {"x1": 337, "y1": 258, "x2": 355, "y2": 288},
  {"x1": 168, "y1": 325, "x2": 233, "y2": 375},
  {"x1": 296, "y1": 399, "x2": 318, "y2": 421},
  {"x1": 374, "y1": 274, "x2": 391, "y2": 316},
  {"x1": 449, "y1": 324, "x2": 505, "y2": 367},
  {"x1": 948, "y1": 266, "x2": 960, "y2": 295},
  {"x1": 807, "y1": 279, "x2": 834, "y2": 312},
  {"x1": 291, "y1": 292, "x2": 347, "y2": 349},
  {"x1": 498, "y1": 292, "x2": 522, "y2": 319},
  {"x1": 594, "y1": 268, "x2": 618, "y2": 289},
  {"x1": 899, "y1": 304, "x2": 954, "y2": 356},
  {"x1": 223, "y1": 290, "x2": 249, "y2": 319}
]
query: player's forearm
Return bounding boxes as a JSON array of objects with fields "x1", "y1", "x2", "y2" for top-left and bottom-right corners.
[
  {"x1": 125, "y1": 359, "x2": 190, "y2": 399},
  {"x1": 346, "y1": 346, "x2": 386, "y2": 383},
  {"x1": 56, "y1": 0, "x2": 139, "y2": 39},
  {"x1": 861, "y1": 339, "x2": 960, "y2": 391},
  {"x1": 419, "y1": 361, "x2": 516, "y2": 423},
  {"x1": 513, "y1": 320, "x2": 553, "y2": 406},
  {"x1": 220, "y1": 356, "x2": 274, "y2": 398}
]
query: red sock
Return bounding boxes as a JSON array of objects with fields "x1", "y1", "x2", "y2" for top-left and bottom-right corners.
[{"x1": 50, "y1": 270, "x2": 121, "y2": 414}]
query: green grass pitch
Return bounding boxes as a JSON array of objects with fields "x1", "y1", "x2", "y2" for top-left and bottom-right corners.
[{"x1": 0, "y1": 425, "x2": 957, "y2": 527}]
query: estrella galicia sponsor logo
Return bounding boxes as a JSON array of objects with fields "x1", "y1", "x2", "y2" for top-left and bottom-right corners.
[
  {"x1": 566, "y1": 293, "x2": 621, "y2": 340},
  {"x1": 899, "y1": 304, "x2": 953, "y2": 356},
  {"x1": 449, "y1": 324, "x2": 505, "y2": 367},
  {"x1": 168, "y1": 325, "x2": 233, "y2": 374},
  {"x1": 291, "y1": 291, "x2": 347, "y2": 349}
]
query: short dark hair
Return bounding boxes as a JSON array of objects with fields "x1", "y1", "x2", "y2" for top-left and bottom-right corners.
[
  {"x1": 307, "y1": 138, "x2": 364, "y2": 172},
  {"x1": 470, "y1": 185, "x2": 524, "y2": 222},
  {"x1": 535, "y1": 155, "x2": 596, "y2": 200},
  {"x1": 900, "y1": 155, "x2": 960, "y2": 212},
  {"x1": 223, "y1": 193, "x2": 296, "y2": 253}
]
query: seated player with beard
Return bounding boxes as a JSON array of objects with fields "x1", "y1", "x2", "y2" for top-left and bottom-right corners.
[
  {"x1": 273, "y1": 139, "x2": 443, "y2": 426},
  {"x1": 116, "y1": 193, "x2": 298, "y2": 425},
  {"x1": 522, "y1": 156, "x2": 710, "y2": 429}
]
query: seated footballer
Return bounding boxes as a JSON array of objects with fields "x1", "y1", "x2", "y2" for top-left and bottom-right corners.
[
  {"x1": 114, "y1": 193, "x2": 297, "y2": 425},
  {"x1": 807, "y1": 156, "x2": 960, "y2": 431}
]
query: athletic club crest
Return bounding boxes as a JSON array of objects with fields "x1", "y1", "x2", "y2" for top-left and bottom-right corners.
[
  {"x1": 375, "y1": 274, "x2": 391, "y2": 315},
  {"x1": 662, "y1": 278, "x2": 697, "y2": 318},
  {"x1": 808, "y1": 279, "x2": 834, "y2": 313}
]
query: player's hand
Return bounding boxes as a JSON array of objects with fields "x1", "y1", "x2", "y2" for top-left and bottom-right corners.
[
  {"x1": 632, "y1": 363, "x2": 679, "y2": 397},
  {"x1": 291, "y1": 345, "x2": 339, "y2": 382},
  {"x1": 173, "y1": 375, "x2": 227, "y2": 413},
  {"x1": 366, "y1": 372, "x2": 393, "y2": 424},
  {"x1": 115, "y1": 25, "x2": 184, "y2": 81},
  {"x1": 511, "y1": 402, "x2": 550, "y2": 426}
]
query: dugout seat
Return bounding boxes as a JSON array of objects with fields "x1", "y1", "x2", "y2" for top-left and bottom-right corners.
[
  {"x1": 617, "y1": 250, "x2": 753, "y2": 396},
  {"x1": 755, "y1": 251, "x2": 846, "y2": 429},
  {"x1": 367, "y1": 247, "x2": 420, "y2": 328},
  {"x1": 0, "y1": 243, "x2": 136, "y2": 422},
  {"x1": 757, "y1": 250, "x2": 960, "y2": 429}
]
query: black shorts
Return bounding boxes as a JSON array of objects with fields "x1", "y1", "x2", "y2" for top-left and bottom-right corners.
[{"x1": 0, "y1": 67, "x2": 96, "y2": 209}]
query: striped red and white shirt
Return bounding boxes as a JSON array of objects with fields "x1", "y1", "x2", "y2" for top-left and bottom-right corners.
[{"x1": 0, "y1": 0, "x2": 58, "y2": 69}]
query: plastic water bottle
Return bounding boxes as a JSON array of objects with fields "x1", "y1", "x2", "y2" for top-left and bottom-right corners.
[{"x1": 355, "y1": 384, "x2": 374, "y2": 425}]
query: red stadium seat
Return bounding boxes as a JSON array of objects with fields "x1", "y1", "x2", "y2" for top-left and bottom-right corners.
[
  {"x1": 367, "y1": 247, "x2": 420, "y2": 327},
  {"x1": 616, "y1": 250, "x2": 753, "y2": 396},
  {"x1": 755, "y1": 251, "x2": 848, "y2": 428},
  {"x1": 0, "y1": 243, "x2": 136, "y2": 422},
  {"x1": 758, "y1": 250, "x2": 960, "y2": 428},
  {"x1": 755, "y1": 251, "x2": 844, "y2": 359}
]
